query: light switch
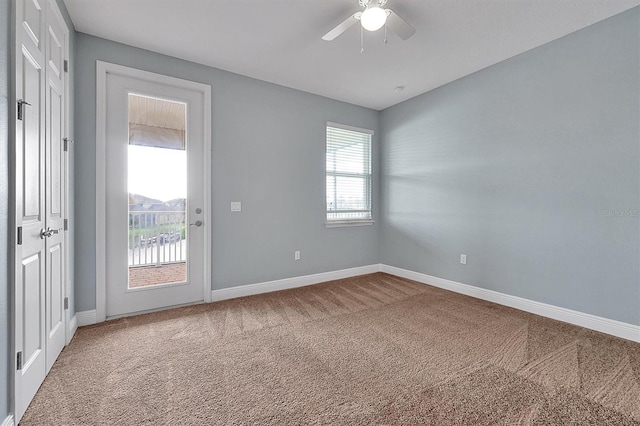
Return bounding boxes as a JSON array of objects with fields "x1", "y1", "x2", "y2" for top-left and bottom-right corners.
[{"x1": 231, "y1": 202, "x2": 241, "y2": 212}]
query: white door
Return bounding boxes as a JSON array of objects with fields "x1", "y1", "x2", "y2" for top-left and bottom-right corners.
[
  {"x1": 14, "y1": 0, "x2": 46, "y2": 419},
  {"x1": 14, "y1": 0, "x2": 68, "y2": 421},
  {"x1": 104, "y1": 71, "x2": 207, "y2": 318},
  {"x1": 44, "y1": 0, "x2": 68, "y2": 372}
]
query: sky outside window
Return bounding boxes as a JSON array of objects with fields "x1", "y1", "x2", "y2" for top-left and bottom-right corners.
[{"x1": 128, "y1": 145, "x2": 187, "y2": 201}]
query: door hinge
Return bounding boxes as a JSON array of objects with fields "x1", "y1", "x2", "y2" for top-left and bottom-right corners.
[
  {"x1": 17, "y1": 99, "x2": 31, "y2": 121},
  {"x1": 64, "y1": 60, "x2": 68, "y2": 73},
  {"x1": 17, "y1": 226, "x2": 22, "y2": 245},
  {"x1": 17, "y1": 351, "x2": 22, "y2": 371},
  {"x1": 64, "y1": 297, "x2": 69, "y2": 310},
  {"x1": 64, "y1": 219, "x2": 68, "y2": 230},
  {"x1": 63, "y1": 137, "x2": 73, "y2": 151}
]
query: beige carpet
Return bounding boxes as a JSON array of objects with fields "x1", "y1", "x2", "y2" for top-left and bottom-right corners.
[{"x1": 22, "y1": 273, "x2": 640, "y2": 425}]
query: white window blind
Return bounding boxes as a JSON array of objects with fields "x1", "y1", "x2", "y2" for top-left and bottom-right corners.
[{"x1": 326, "y1": 123, "x2": 372, "y2": 223}]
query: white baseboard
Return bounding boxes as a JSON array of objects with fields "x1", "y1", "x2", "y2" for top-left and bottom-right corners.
[
  {"x1": 77, "y1": 264, "x2": 638, "y2": 343},
  {"x1": 211, "y1": 264, "x2": 381, "y2": 302},
  {"x1": 79, "y1": 265, "x2": 379, "y2": 325},
  {"x1": 67, "y1": 314, "x2": 78, "y2": 344},
  {"x1": 2, "y1": 414, "x2": 14, "y2": 426},
  {"x1": 76, "y1": 309, "x2": 97, "y2": 327},
  {"x1": 380, "y1": 264, "x2": 640, "y2": 343}
]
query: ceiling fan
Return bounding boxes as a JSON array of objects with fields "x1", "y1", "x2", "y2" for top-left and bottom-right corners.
[{"x1": 322, "y1": 0, "x2": 415, "y2": 43}]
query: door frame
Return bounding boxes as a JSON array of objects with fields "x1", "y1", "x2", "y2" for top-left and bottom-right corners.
[{"x1": 95, "y1": 61, "x2": 212, "y2": 323}]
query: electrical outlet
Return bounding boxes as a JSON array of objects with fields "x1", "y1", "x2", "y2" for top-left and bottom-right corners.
[
  {"x1": 294, "y1": 250, "x2": 301, "y2": 261},
  {"x1": 230, "y1": 202, "x2": 241, "y2": 212},
  {"x1": 460, "y1": 254, "x2": 467, "y2": 265}
]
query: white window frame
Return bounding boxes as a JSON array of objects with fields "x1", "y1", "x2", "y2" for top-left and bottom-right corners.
[{"x1": 325, "y1": 121, "x2": 374, "y2": 228}]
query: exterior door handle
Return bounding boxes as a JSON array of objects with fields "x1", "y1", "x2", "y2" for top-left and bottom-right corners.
[{"x1": 189, "y1": 220, "x2": 203, "y2": 227}]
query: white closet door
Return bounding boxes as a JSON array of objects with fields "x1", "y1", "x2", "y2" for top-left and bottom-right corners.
[
  {"x1": 14, "y1": 0, "x2": 47, "y2": 421},
  {"x1": 44, "y1": 0, "x2": 68, "y2": 373},
  {"x1": 14, "y1": 0, "x2": 69, "y2": 422}
]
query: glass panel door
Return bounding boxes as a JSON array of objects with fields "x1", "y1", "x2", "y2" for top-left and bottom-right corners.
[{"x1": 104, "y1": 69, "x2": 206, "y2": 319}]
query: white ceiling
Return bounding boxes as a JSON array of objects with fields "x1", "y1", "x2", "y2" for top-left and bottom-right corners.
[{"x1": 63, "y1": 0, "x2": 639, "y2": 111}]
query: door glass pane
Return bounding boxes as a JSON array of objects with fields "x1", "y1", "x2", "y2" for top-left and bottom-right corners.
[{"x1": 127, "y1": 94, "x2": 187, "y2": 288}]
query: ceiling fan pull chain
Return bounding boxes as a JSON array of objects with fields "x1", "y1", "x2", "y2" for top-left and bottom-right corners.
[
  {"x1": 361, "y1": 25, "x2": 365, "y2": 53},
  {"x1": 384, "y1": 23, "x2": 388, "y2": 44}
]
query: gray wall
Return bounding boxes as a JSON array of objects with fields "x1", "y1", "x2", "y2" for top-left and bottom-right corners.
[
  {"x1": 1, "y1": 0, "x2": 9, "y2": 420},
  {"x1": 74, "y1": 35, "x2": 380, "y2": 312},
  {"x1": 380, "y1": 8, "x2": 640, "y2": 325}
]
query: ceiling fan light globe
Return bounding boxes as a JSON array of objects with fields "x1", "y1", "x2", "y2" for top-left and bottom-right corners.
[{"x1": 361, "y1": 6, "x2": 387, "y2": 31}]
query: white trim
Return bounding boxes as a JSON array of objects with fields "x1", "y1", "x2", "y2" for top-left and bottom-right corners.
[
  {"x1": 95, "y1": 61, "x2": 212, "y2": 322},
  {"x1": 67, "y1": 314, "x2": 78, "y2": 344},
  {"x1": 2, "y1": 415, "x2": 15, "y2": 426},
  {"x1": 211, "y1": 264, "x2": 381, "y2": 302},
  {"x1": 79, "y1": 264, "x2": 640, "y2": 343},
  {"x1": 381, "y1": 265, "x2": 640, "y2": 343},
  {"x1": 95, "y1": 62, "x2": 107, "y2": 323},
  {"x1": 76, "y1": 310, "x2": 97, "y2": 327},
  {"x1": 326, "y1": 121, "x2": 374, "y2": 135},
  {"x1": 202, "y1": 82, "x2": 212, "y2": 303},
  {"x1": 325, "y1": 220, "x2": 375, "y2": 228},
  {"x1": 59, "y1": 0, "x2": 73, "y2": 348}
]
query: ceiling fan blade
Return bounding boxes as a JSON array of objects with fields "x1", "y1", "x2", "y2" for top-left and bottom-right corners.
[
  {"x1": 322, "y1": 13, "x2": 360, "y2": 41},
  {"x1": 385, "y1": 9, "x2": 416, "y2": 40}
]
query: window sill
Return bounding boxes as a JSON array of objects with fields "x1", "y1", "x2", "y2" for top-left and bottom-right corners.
[{"x1": 325, "y1": 220, "x2": 375, "y2": 228}]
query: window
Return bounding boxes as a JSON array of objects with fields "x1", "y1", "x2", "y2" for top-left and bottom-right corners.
[{"x1": 326, "y1": 122, "x2": 373, "y2": 226}]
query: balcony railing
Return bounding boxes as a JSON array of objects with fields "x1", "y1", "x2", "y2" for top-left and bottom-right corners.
[{"x1": 128, "y1": 210, "x2": 186, "y2": 267}]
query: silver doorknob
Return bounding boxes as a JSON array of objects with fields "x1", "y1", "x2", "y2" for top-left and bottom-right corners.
[
  {"x1": 189, "y1": 220, "x2": 203, "y2": 227},
  {"x1": 39, "y1": 227, "x2": 60, "y2": 238}
]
